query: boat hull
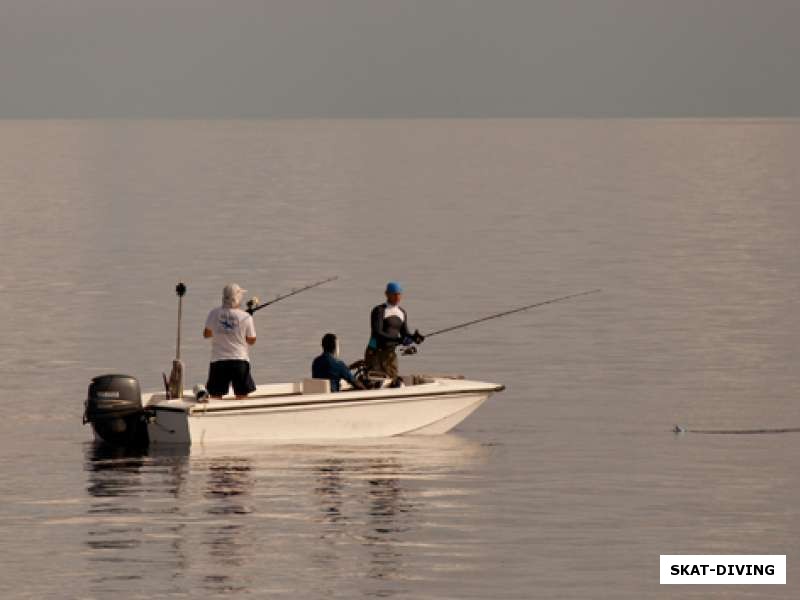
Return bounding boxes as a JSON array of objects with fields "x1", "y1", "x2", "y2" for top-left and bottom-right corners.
[{"x1": 146, "y1": 379, "x2": 502, "y2": 445}]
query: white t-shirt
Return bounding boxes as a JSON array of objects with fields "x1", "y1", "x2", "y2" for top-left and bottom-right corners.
[{"x1": 205, "y1": 306, "x2": 256, "y2": 362}]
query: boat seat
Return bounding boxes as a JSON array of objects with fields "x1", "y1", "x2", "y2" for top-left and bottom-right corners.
[{"x1": 302, "y1": 378, "x2": 331, "y2": 394}]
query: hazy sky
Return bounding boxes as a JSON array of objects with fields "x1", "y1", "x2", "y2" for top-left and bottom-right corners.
[{"x1": 1, "y1": 0, "x2": 799, "y2": 117}]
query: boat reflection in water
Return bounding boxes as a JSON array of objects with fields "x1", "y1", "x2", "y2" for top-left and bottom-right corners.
[
  {"x1": 201, "y1": 456, "x2": 254, "y2": 594},
  {"x1": 83, "y1": 434, "x2": 492, "y2": 597},
  {"x1": 84, "y1": 443, "x2": 191, "y2": 592},
  {"x1": 313, "y1": 455, "x2": 413, "y2": 583}
]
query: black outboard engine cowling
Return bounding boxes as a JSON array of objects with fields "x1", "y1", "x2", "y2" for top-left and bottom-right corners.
[{"x1": 84, "y1": 374, "x2": 149, "y2": 446}]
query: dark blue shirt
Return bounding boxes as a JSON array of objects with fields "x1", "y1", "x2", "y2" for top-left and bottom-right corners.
[{"x1": 311, "y1": 352, "x2": 356, "y2": 392}]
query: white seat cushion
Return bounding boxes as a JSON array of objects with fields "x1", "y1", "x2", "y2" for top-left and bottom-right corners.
[{"x1": 302, "y1": 378, "x2": 331, "y2": 394}]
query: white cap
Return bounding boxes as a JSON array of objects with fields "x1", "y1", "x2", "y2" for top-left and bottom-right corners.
[{"x1": 222, "y1": 283, "x2": 247, "y2": 307}]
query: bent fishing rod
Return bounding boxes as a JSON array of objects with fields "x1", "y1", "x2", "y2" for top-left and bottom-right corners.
[
  {"x1": 246, "y1": 275, "x2": 338, "y2": 315},
  {"x1": 402, "y1": 288, "x2": 601, "y2": 354}
]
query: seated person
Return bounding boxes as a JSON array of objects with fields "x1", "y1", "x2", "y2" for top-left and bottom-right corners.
[{"x1": 312, "y1": 333, "x2": 365, "y2": 392}]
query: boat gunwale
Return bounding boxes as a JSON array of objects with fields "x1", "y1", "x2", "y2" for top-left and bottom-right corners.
[{"x1": 148, "y1": 381, "x2": 505, "y2": 415}]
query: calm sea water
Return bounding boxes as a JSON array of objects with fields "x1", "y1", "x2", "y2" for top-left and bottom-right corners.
[{"x1": 1, "y1": 119, "x2": 799, "y2": 599}]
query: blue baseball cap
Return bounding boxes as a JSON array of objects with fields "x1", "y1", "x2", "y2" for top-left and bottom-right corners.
[{"x1": 385, "y1": 281, "x2": 403, "y2": 294}]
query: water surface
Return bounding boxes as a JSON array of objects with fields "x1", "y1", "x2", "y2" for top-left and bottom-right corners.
[{"x1": 1, "y1": 119, "x2": 799, "y2": 598}]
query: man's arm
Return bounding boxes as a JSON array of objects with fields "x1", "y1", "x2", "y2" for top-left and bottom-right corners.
[
  {"x1": 333, "y1": 360, "x2": 364, "y2": 390},
  {"x1": 334, "y1": 360, "x2": 356, "y2": 385},
  {"x1": 245, "y1": 314, "x2": 256, "y2": 345},
  {"x1": 204, "y1": 309, "x2": 216, "y2": 338},
  {"x1": 399, "y1": 308, "x2": 412, "y2": 340},
  {"x1": 333, "y1": 359, "x2": 364, "y2": 389},
  {"x1": 400, "y1": 308, "x2": 425, "y2": 344}
]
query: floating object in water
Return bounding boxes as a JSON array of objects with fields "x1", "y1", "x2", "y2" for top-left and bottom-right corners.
[{"x1": 672, "y1": 424, "x2": 800, "y2": 435}]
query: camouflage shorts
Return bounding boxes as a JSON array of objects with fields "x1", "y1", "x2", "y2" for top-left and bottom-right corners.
[{"x1": 363, "y1": 346, "x2": 398, "y2": 379}]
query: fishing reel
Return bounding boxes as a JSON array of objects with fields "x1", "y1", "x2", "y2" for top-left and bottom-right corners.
[
  {"x1": 246, "y1": 296, "x2": 260, "y2": 314},
  {"x1": 400, "y1": 331, "x2": 424, "y2": 354}
]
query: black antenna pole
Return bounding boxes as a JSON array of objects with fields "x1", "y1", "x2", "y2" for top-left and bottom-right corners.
[
  {"x1": 175, "y1": 282, "x2": 186, "y2": 359},
  {"x1": 167, "y1": 282, "x2": 187, "y2": 399}
]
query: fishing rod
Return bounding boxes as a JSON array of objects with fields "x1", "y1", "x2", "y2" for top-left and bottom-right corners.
[
  {"x1": 401, "y1": 288, "x2": 601, "y2": 354},
  {"x1": 246, "y1": 275, "x2": 338, "y2": 315}
]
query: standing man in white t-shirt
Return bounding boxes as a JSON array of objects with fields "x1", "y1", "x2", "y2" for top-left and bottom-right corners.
[{"x1": 203, "y1": 283, "x2": 257, "y2": 399}]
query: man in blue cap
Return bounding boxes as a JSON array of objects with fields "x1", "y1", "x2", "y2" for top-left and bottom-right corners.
[{"x1": 364, "y1": 281, "x2": 425, "y2": 381}]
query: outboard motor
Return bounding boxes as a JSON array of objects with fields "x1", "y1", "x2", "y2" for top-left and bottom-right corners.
[{"x1": 84, "y1": 374, "x2": 149, "y2": 446}]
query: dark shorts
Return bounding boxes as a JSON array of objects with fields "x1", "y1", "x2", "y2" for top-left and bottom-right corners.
[{"x1": 207, "y1": 360, "x2": 256, "y2": 397}]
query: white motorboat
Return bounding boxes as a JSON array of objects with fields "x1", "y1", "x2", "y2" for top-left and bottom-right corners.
[
  {"x1": 84, "y1": 374, "x2": 504, "y2": 446},
  {"x1": 83, "y1": 281, "x2": 507, "y2": 447}
]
